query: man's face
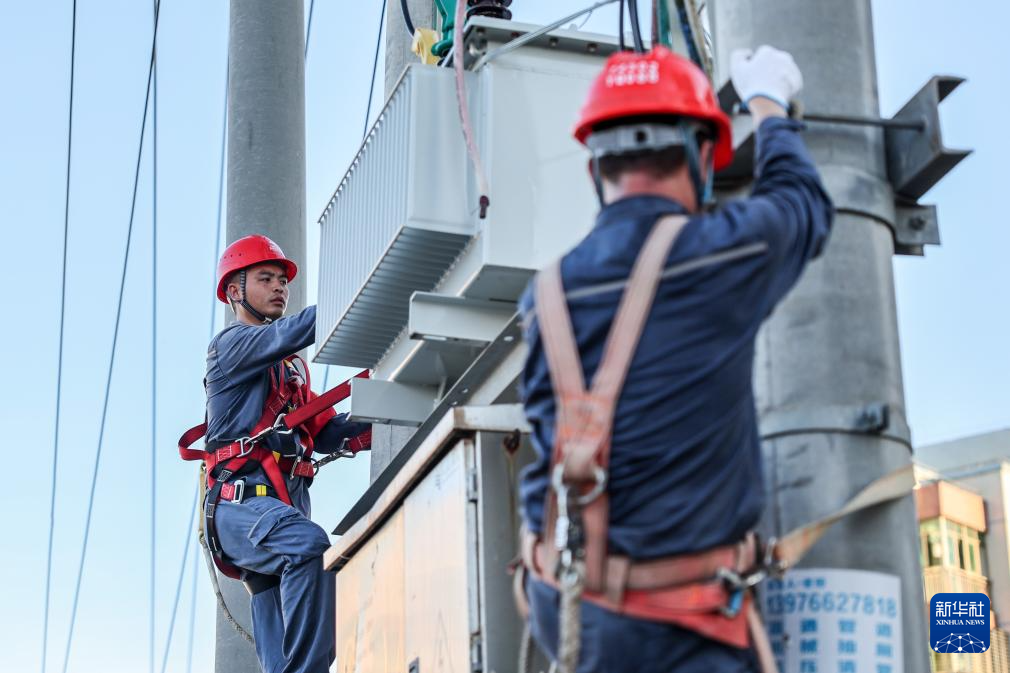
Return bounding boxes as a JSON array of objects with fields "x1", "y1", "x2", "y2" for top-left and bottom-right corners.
[{"x1": 227, "y1": 262, "x2": 289, "y2": 321}]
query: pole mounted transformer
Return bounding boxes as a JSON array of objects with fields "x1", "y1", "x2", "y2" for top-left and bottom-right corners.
[{"x1": 215, "y1": 1, "x2": 307, "y2": 670}]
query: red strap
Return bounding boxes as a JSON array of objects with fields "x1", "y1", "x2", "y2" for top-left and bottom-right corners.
[
  {"x1": 281, "y1": 369, "x2": 369, "y2": 430},
  {"x1": 221, "y1": 482, "x2": 236, "y2": 501},
  {"x1": 178, "y1": 422, "x2": 208, "y2": 462},
  {"x1": 347, "y1": 428, "x2": 372, "y2": 453}
]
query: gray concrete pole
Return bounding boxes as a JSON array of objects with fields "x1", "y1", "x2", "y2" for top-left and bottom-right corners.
[
  {"x1": 216, "y1": 1, "x2": 306, "y2": 670},
  {"x1": 709, "y1": 2, "x2": 929, "y2": 670},
  {"x1": 369, "y1": 0, "x2": 437, "y2": 483},
  {"x1": 384, "y1": 0, "x2": 437, "y2": 98}
]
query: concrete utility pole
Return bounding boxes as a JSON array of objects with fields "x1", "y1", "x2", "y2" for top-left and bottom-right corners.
[
  {"x1": 216, "y1": 1, "x2": 307, "y2": 670},
  {"x1": 368, "y1": 0, "x2": 437, "y2": 482},
  {"x1": 384, "y1": 0, "x2": 437, "y2": 98},
  {"x1": 710, "y1": 1, "x2": 929, "y2": 670}
]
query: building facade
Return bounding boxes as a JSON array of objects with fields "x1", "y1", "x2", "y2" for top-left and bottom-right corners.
[{"x1": 916, "y1": 429, "x2": 1010, "y2": 672}]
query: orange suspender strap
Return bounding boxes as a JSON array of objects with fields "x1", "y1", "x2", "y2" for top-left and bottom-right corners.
[{"x1": 535, "y1": 215, "x2": 689, "y2": 592}]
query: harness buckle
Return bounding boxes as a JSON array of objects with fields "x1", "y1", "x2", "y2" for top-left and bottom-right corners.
[
  {"x1": 762, "y1": 536, "x2": 788, "y2": 577},
  {"x1": 715, "y1": 566, "x2": 766, "y2": 618},
  {"x1": 236, "y1": 437, "x2": 255, "y2": 458},
  {"x1": 229, "y1": 479, "x2": 246, "y2": 504}
]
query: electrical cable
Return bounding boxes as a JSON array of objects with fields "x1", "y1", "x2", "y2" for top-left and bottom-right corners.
[
  {"x1": 158, "y1": 482, "x2": 200, "y2": 673},
  {"x1": 305, "y1": 0, "x2": 316, "y2": 59},
  {"x1": 400, "y1": 0, "x2": 415, "y2": 36},
  {"x1": 453, "y1": 0, "x2": 490, "y2": 218},
  {"x1": 61, "y1": 3, "x2": 161, "y2": 671},
  {"x1": 150, "y1": 2, "x2": 158, "y2": 670},
  {"x1": 184, "y1": 538, "x2": 198, "y2": 673},
  {"x1": 618, "y1": 0, "x2": 626, "y2": 51},
  {"x1": 627, "y1": 0, "x2": 645, "y2": 52},
  {"x1": 362, "y1": 0, "x2": 387, "y2": 140},
  {"x1": 42, "y1": 2, "x2": 77, "y2": 671}
]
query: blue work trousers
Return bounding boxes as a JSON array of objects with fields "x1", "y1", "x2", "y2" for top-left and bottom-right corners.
[
  {"x1": 527, "y1": 576, "x2": 759, "y2": 673},
  {"x1": 215, "y1": 497, "x2": 335, "y2": 673}
]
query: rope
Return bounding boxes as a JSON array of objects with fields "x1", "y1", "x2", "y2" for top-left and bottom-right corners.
[
  {"x1": 158, "y1": 481, "x2": 201, "y2": 673},
  {"x1": 42, "y1": 1, "x2": 76, "y2": 671},
  {"x1": 518, "y1": 621, "x2": 535, "y2": 673},
  {"x1": 61, "y1": 3, "x2": 161, "y2": 670},
  {"x1": 452, "y1": 0, "x2": 490, "y2": 218},
  {"x1": 198, "y1": 469, "x2": 254, "y2": 643},
  {"x1": 556, "y1": 560, "x2": 586, "y2": 673}
]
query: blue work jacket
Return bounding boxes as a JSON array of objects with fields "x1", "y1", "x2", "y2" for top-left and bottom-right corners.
[
  {"x1": 205, "y1": 305, "x2": 367, "y2": 516},
  {"x1": 518, "y1": 117, "x2": 834, "y2": 560}
]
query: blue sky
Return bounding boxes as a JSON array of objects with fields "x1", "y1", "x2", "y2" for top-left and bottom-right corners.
[{"x1": 0, "y1": 1, "x2": 1006, "y2": 672}]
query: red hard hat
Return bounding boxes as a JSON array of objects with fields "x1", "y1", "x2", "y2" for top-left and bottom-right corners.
[
  {"x1": 216, "y1": 235, "x2": 298, "y2": 303},
  {"x1": 574, "y1": 46, "x2": 733, "y2": 171}
]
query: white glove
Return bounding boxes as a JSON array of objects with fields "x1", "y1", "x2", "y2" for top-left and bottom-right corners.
[{"x1": 730, "y1": 45, "x2": 803, "y2": 110}]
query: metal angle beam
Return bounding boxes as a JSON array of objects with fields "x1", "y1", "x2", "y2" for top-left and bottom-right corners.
[
  {"x1": 408, "y1": 292, "x2": 516, "y2": 347},
  {"x1": 349, "y1": 378, "x2": 438, "y2": 426}
]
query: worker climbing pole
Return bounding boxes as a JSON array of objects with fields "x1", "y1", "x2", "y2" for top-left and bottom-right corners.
[
  {"x1": 177, "y1": 235, "x2": 372, "y2": 673},
  {"x1": 513, "y1": 31, "x2": 916, "y2": 673}
]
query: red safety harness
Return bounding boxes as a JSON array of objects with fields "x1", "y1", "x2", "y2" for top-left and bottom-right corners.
[
  {"x1": 519, "y1": 214, "x2": 918, "y2": 673},
  {"x1": 522, "y1": 215, "x2": 778, "y2": 671},
  {"x1": 178, "y1": 357, "x2": 369, "y2": 582}
]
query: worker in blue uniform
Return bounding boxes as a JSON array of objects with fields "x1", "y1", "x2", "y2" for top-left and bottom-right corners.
[
  {"x1": 205, "y1": 235, "x2": 370, "y2": 673},
  {"x1": 517, "y1": 45, "x2": 833, "y2": 673}
]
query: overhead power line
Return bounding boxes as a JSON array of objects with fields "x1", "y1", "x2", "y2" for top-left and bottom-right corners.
[
  {"x1": 42, "y1": 1, "x2": 77, "y2": 670},
  {"x1": 61, "y1": 3, "x2": 162, "y2": 671},
  {"x1": 150, "y1": 2, "x2": 159, "y2": 672}
]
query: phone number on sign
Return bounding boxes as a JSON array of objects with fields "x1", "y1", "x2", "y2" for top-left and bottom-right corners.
[{"x1": 765, "y1": 591, "x2": 898, "y2": 618}]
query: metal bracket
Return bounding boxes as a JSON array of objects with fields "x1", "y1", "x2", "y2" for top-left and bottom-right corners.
[
  {"x1": 759, "y1": 402, "x2": 910, "y2": 448},
  {"x1": 715, "y1": 77, "x2": 970, "y2": 257},
  {"x1": 885, "y1": 76, "x2": 971, "y2": 202},
  {"x1": 408, "y1": 292, "x2": 516, "y2": 348},
  {"x1": 893, "y1": 203, "x2": 940, "y2": 256}
]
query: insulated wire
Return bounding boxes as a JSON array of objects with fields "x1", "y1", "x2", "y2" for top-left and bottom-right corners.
[
  {"x1": 42, "y1": 1, "x2": 76, "y2": 671},
  {"x1": 158, "y1": 482, "x2": 200, "y2": 673},
  {"x1": 400, "y1": 0, "x2": 415, "y2": 35},
  {"x1": 305, "y1": 0, "x2": 315, "y2": 59},
  {"x1": 184, "y1": 540, "x2": 198, "y2": 673},
  {"x1": 362, "y1": 0, "x2": 387, "y2": 140},
  {"x1": 618, "y1": 0, "x2": 626, "y2": 50},
  {"x1": 150, "y1": 1, "x2": 158, "y2": 669},
  {"x1": 61, "y1": 3, "x2": 161, "y2": 671},
  {"x1": 627, "y1": 0, "x2": 645, "y2": 52}
]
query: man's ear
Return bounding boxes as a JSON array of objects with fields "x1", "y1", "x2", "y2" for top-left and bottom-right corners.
[
  {"x1": 700, "y1": 140, "x2": 715, "y2": 174},
  {"x1": 227, "y1": 282, "x2": 241, "y2": 303}
]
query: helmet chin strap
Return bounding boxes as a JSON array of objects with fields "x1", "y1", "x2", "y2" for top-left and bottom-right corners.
[
  {"x1": 681, "y1": 120, "x2": 713, "y2": 212},
  {"x1": 232, "y1": 269, "x2": 273, "y2": 325}
]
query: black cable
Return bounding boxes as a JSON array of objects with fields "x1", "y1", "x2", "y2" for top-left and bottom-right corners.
[
  {"x1": 362, "y1": 0, "x2": 387, "y2": 140},
  {"x1": 61, "y1": 2, "x2": 161, "y2": 671},
  {"x1": 305, "y1": 0, "x2": 316, "y2": 59},
  {"x1": 158, "y1": 483, "x2": 200, "y2": 673},
  {"x1": 618, "y1": 0, "x2": 626, "y2": 51},
  {"x1": 42, "y1": 1, "x2": 76, "y2": 670},
  {"x1": 627, "y1": 0, "x2": 645, "y2": 52},
  {"x1": 400, "y1": 0, "x2": 415, "y2": 36},
  {"x1": 150, "y1": 3, "x2": 158, "y2": 671}
]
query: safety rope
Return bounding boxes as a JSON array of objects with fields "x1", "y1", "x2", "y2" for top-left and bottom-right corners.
[
  {"x1": 556, "y1": 559, "x2": 586, "y2": 673},
  {"x1": 197, "y1": 466, "x2": 255, "y2": 643}
]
